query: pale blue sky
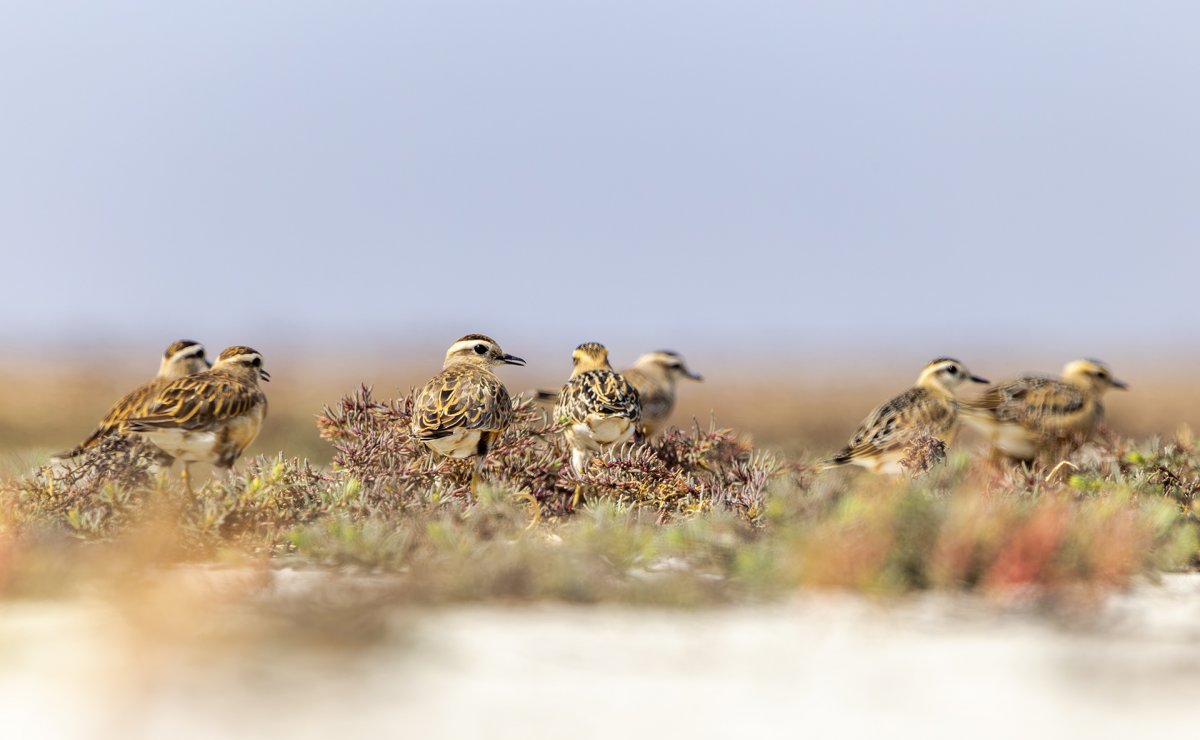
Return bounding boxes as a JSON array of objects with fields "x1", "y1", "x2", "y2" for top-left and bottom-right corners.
[{"x1": 2, "y1": 1, "x2": 1197, "y2": 363}]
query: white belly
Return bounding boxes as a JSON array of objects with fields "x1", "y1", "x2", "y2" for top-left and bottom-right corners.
[
  {"x1": 569, "y1": 416, "x2": 634, "y2": 451},
  {"x1": 851, "y1": 449, "x2": 907, "y2": 475},
  {"x1": 141, "y1": 429, "x2": 221, "y2": 463},
  {"x1": 425, "y1": 429, "x2": 483, "y2": 459},
  {"x1": 992, "y1": 423, "x2": 1038, "y2": 460}
]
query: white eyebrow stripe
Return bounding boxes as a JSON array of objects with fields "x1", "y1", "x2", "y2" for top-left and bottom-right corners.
[
  {"x1": 169, "y1": 346, "x2": 206, "y2": 361},
  {"x1": 222, "y1": 353, "x2": 261, "y2": 365},
  {"x1": 448, "y1": 340, "x2": 492, "y2": 355}
]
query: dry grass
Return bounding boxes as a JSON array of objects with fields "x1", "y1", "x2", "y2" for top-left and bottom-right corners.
[{"x1": 0, "y1": 371, "x2": 1196, "y2": 618}]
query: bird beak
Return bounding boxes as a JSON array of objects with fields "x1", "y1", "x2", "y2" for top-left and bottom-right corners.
[
  {"x1": 970, "y1": 375, "x2": 990, "y2": 384},
  {"x1": 1111, "y1": 378, "x2": 1128, "y2": 390},
  {"x1": 501, "y1": 354, "x2": 526, "y2": 367},
  {"x1": 684, "y1": 369, "x2": 704, "y2": 381},
  {"x1": 260, "y1": 369, "x2": 271, "y2": 382}
]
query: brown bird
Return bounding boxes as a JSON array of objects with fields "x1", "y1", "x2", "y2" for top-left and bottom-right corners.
[
  {"x1": 125, "y1": 346, "x2": 269, "y2": 491},
  {"x1": 412, "y1": 334, "x2": 525, "y2": 492},
  {"x1": 53, "y1": 339, "x2": 210, "y2": 463},
  {"x1": 535, "y1": 349, "x2": 701, "y2": 438},
  {"x1": 621, "y1": 351, "x2": 703, "y2": 437},
  {"x1": 554, "y1": 342, "x2": 642, "y2": 476},
  {"x1": 823, "y1": 358, "x2": 989, "y2": 474},
  {"x1": 961, "y1": 359, "x2": 1127, "y2": 461}
]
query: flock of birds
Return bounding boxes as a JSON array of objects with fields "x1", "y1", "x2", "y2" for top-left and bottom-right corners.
[{"x1": 50, "y1": 335, "x2": 1128, "y2": 491}]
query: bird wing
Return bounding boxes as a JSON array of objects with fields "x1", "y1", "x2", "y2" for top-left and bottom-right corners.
[
  {"x1": 835, "y1": 388, "x2": 952, "y2": 462},
  {"x1": 964, "y1": 376, "x2": 1086, "y2": 427},
  {"x1": 127, "y1": 375, "x2": 266, "y2": 431},
  {"x1": 56, "y1": 378, "x2": 169, "y2": 457},
  {"x1": 413, "y1": 366, "x2": 513, "y2": 439},
  {"x1": 555, "y1": 370, "x2": 641, "y2": 424}
]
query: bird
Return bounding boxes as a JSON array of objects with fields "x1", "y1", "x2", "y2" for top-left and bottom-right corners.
[
  {"x1": 124, "y1": 346, "x2": 270, "y2": 492},
  {"x1": 535, "y1": 350, "x2": 701, "y2": 438},
  {"x1": 615, "y1": 351, "x2": 703, "y2": 438},
  {"x1": 554, "y1": 342, "x2": 642, "y2": 477},
  {"x1": 822, "y1": 358, "x2": 989, "y2": 474},
  {"x1": 53, "y1": 339, "x2": 211, "y2": 463},
  {"x1": 960, "y1": 358, "x2": 1128, "y2": 462},
  {"x1": 411, "y1": 334, "x2": 525, "y2": 492}
]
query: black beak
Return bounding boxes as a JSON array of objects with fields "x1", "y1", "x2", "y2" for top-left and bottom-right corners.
[
  {"x1": 684, "y1": 369, "x2": 704, "y2": 381},
  {"x1": 260, "y1": 369, "x2": 271, "y2": 382},
  {"x1": 970, "y1": 375, "x2": 990, "y2": 384},
  {"x1": 1111, "y1": 378, "x2": 1128, "y2": 390},
  {"x1": 501, "y1": 354, "x2": 526, "y2": 367}
]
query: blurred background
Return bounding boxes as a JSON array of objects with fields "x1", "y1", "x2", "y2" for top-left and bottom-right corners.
[{"x1": 2, "y1": 0, "x2": 1198, "y2": 462}]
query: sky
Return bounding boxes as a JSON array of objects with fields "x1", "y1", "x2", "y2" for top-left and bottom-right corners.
[{"x1": 1, "y1": 1, "x2": 1197, "y2": 365}]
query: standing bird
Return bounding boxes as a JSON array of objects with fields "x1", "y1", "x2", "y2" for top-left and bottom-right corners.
[
  {"x1": 412, "y1": 334, "x2": 525, "y2": 492},
  {"x1": 823, "y1": 358, "x2": 989, "y2": 474},
  {"x1": 125, "y1": 346, "x2": 270, "y2": 492},
  {"x1": 535, "y1": 349, "x2": 701, "y2": 438},
  {"x1": 54, "y1": 339, "x2": 211, "y2": 462},
  {"x1": 619, "y1": 351, "x2": 703, "y2": 438},
  {"x1": 960, "y1": 359, "x2": 1128, "y2": 462},
  {"x1": 555, "y1": 343, "x2": 642, "y2": 477}
]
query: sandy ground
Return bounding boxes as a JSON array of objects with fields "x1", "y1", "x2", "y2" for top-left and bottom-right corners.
[{"x1": 1, "y1": 572, "x2": 1198, "y2": 740}]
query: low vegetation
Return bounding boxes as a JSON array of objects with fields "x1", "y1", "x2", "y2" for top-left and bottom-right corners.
[{"x1": 0, "y1": 387, "x2": 1196, "y2": 610}]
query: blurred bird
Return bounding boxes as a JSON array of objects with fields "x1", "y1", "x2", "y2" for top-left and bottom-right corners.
[
  {"x1": 822, "y1": 358, "x2": 989, "y2": 474},
  {"x1": 125, "y1": 346, "x2": 270, "y2": 492},
  {"x1": 961, "y1": 359, "x2": 1128, "y2": 461},
  {"x1": 555, "y1": 342, "x2": 642, "y2": 477},
  {"x1": 619, "y1": 351, "x2": 703, "y2": 438},
  {"x1": 53, "y1": 339, "x2": 210, "y2": 462},
  {"x1": 536, "y1": 350, "x2": 701, "y2": 438},
  {"x1": 412, "y1": 334, "x2": 525, "y2": 492}
]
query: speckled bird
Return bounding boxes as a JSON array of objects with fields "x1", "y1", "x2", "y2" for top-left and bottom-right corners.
[
  {"x1": 961, "y1": 359, "x2": 1127, "y2": 461},
  {"x1": 53, "y1": 340, "x2": 211, "y2": 463},
  {"x1": 125, "y1": 346, "x2": 269, "y2": 491},
  {"x1": 412, "y1": 334, "x2": 525, "y2": 491},
  {"x1": 554, "y1": 342, "x2": 642, "y2": 476},
  {"x1": 535, "y1": 349, "x2": 701, "y2": 438},
  {"x1": 823, "y1": 358, "x2": 989, "y2": 474}
]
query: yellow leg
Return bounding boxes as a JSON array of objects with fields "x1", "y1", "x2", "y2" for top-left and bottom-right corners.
[
  {"x1": 181, "y1": 464, "x2": 194, "y2": 495},
  {"x1": 571, "y1": 483, "x2": 583, "y2": 509},
  {"x1": 1045, "y1": 459, "x2": 1077, "y2": 483},
  {"x1": 470, "y1": 470, "x2": 481, "y2": 497}
]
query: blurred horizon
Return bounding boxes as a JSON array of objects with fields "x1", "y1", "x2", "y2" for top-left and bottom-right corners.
[{"x1": 2, "y1": 1, "x2": 1198, "y2": 360}]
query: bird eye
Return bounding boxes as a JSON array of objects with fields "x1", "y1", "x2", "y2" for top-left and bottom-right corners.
[
  {"x1": 946, "y1": 366, "x2": 958, "y2": 375},
  {"x1": 251, "y1": 357, "x2": 261, "y2": 367},
  {"x1": 474, "y1": 344, "x2": 488, "y2": 355}
]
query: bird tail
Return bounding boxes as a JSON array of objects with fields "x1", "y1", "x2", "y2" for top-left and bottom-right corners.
[
  {"x1": 815, "y1": 448, "x2": 855, "y2": 472},
  {"x1": 50, "y1": 428, "x2": 106, "y2": 462}
]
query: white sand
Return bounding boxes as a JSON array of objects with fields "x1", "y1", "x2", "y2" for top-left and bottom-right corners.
[{"x1": 1, "y1": 573, "x2": 1197, "y2": 740}]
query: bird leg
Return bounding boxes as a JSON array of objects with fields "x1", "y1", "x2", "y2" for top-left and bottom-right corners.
[
  {"x1": 470, "y1": 455, "x2": 487, "y2": 497},
  {"x1": 1045, "y1": 459, "x2": 1078, "y2": 483},
  {"x1": 180, "y1": 464, "x2": 194, "y2": 496},
  {"x1": 568, "y1": 448, "x2": 592, "y2": 509}
]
